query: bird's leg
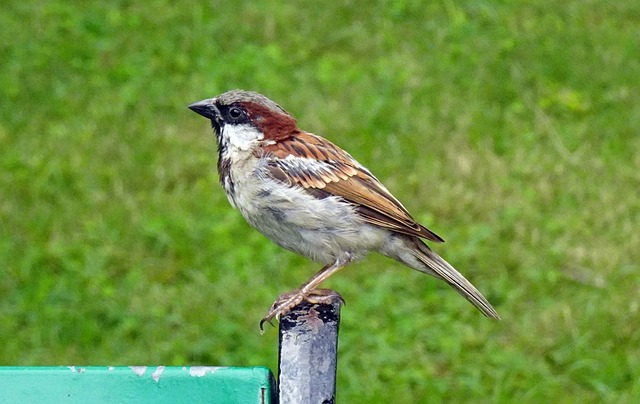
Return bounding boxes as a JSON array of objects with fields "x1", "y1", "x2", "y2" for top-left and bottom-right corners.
[{"x1": 260, "y1": 256, "x2": 351, "y2": 330}]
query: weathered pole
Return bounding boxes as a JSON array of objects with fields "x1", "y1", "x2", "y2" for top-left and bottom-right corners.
[{"x1": 277, "y1": 296, "x2": 342, "y2": 404}]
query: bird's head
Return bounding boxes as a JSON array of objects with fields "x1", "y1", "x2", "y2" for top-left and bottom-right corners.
[{"x1": 188, "y1": 90, "x2": 299, "y2": 154}]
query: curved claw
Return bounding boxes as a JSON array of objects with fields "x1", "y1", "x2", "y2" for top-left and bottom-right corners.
[{"x1": 259, "y1": 317, "x2": 276, "y2": 334}]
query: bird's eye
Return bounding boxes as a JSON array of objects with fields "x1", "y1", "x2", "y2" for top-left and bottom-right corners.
[{"x1": 228, "y1": 107, "x2": 243, "y2": 119}]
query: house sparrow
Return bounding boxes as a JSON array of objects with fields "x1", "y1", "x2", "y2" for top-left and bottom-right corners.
[{"x1": 188, "y1": 90, "x2": 500, "y2": 329}]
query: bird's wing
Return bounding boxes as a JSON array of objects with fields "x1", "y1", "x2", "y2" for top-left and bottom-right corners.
[{"x1": 259, "y1": 132, "x2": 444, "y2": 243}]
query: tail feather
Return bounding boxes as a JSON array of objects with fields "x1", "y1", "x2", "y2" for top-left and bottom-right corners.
[{"x1": 413, "y1": 242, "x2": 501, "y2": 319}]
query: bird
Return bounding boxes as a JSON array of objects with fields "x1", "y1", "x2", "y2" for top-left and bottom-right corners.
[{"x1": 188, "y1": 90, "x2": 500, "y2": 329}]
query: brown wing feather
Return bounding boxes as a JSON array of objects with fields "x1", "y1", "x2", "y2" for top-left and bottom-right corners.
[{"x1": 261, "y1": 132, "x2": 444, "y2": 243}]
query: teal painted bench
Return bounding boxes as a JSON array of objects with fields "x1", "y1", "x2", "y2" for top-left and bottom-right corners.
[{"x1": 0, "y1": 366, "x2": 275, "y2": 403}]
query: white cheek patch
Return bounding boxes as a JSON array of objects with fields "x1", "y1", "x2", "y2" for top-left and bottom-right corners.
[{"x1": 221, "y1": 124, "x2": 264, "y2": 152}]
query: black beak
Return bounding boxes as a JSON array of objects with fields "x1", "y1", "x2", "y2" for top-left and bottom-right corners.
[{"x1": 188, "y1": 99, "x2": 219, "y2": 120}]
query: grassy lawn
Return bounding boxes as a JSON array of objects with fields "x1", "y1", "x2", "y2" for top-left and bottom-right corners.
[{"x1": 1, "y1": 0, "x2": 639, "y2": 402}]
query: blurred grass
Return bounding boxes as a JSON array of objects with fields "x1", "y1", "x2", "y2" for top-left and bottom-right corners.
[{"x1": 1, "y1": 0, "x2": 639, "y2": 402}]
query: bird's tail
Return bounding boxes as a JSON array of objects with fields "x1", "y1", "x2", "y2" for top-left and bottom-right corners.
[{"x1": 408, "y1": 239, "x2": 500, "y2": 319}]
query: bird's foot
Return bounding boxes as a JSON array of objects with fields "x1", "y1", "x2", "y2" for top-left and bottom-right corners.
[{"x1": 260, "y1": 288, "x2": 344, "y2": 332}]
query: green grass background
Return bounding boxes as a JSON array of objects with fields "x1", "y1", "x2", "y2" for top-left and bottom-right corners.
[{"x1": 1, "y1": 0, "x2": 639, "y2": 402}]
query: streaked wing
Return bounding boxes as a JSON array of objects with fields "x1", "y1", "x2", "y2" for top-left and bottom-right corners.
[{"x1": 260, "y1": 132, "x2": 444, "y2": 243}]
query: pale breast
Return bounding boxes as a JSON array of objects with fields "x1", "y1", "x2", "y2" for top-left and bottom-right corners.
[{"x1": 230, "y1": 163, "x2": 387, "y2": 264}]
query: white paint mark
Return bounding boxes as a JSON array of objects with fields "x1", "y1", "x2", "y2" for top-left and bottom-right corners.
[
  {"x1": 130, "y1": 366, "x2": 147, "y2": 376},
  {"x1": 189, "y1": 366, "x2": 220, "y2": 377},
  {"x1": 152, "y1": 366, "x2": 165, "y2": 382}
]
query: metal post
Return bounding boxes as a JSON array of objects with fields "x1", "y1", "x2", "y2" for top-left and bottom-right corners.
[{"x1": 277, "y1": 295, "x2": 342, "y2": 404}]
